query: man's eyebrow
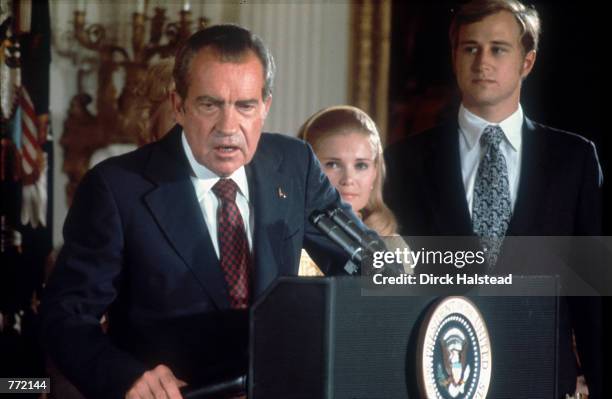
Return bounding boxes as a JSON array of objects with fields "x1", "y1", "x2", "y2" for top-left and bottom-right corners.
[
  {"x1": 491, "y1": 40, "x2": 514, "y2": 47},
  {"x1": 194, "y1": 95, "x2": 223, "y2": 104},
  {"x1": 458, "y1": 39, "x2": 514, "y2": 47},
  {"x1": 458, "y1": 39, "x2": 480, "y2": 46},
  {"x1": 236, "y1": 99, "x2": 259, "y2": 106}
]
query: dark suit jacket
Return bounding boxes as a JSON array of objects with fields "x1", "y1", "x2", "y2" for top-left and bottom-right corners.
[
  {"x1": 41, "y1": 126, "x2": 354, "y2": 399},
  {"x1": 384, "y1": 117, "x2": 602, "y2": 237},
  {"x1": 384, "y1": 117, "x2": 603, "y2": 397}
]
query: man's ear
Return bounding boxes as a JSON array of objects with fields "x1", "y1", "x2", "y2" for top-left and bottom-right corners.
[
  {"x1": 521, "y1": 50, "x2": 537, "y2": 78},
  {"x1": 262, "y1": 95, "x2": 272, "y2": 119},
  {"x1": 170, "y1": 91, "x2": 186, "y2": 125},
  {"x1": 449, "y1": 43, "x2": 460, "y2": 77}
]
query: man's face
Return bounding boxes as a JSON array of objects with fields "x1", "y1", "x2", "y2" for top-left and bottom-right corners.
[
  {"x1": 172, "y1": 48, "x2": 271, "y2": 177},
  {"x1": 453, "y1": 10, "x2": 536, "y2": 120}
]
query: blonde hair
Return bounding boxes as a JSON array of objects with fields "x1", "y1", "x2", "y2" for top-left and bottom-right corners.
[{"x1": 299, "y1": 105, "x2": 397, "y2": 236}]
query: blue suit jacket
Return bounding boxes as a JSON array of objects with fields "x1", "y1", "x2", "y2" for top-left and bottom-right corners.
[{"x1": 41, "y1": 126, "x2": 354, "y2": 398}]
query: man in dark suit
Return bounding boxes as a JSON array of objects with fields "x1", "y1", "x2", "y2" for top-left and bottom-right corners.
[
  {"x1": 384, "y1": 0, "x2": 602, "y2": 396},
  {"x1": 41, "y1": 25, "x2": 355, "y2": 399}
]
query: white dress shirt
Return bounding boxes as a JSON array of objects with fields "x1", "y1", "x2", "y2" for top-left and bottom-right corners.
[
  {"x1": 182, "y1": 132, "x2": 253, "y2": 258},
  {"x1": 458, "y1": 104, "x2": 523, "y2": 216}
]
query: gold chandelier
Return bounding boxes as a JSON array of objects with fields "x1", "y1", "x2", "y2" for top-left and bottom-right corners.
[{"x1": 59, "y1": 1, "x2": 208, "y2": 204}]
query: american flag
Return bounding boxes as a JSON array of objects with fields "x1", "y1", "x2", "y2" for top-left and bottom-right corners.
[{"x1": 19, "y1": 86, "x2": 42, "y2": 182}]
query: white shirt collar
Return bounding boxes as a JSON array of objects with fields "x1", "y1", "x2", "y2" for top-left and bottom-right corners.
[
  {"x1": 458, "y1": 104, "x2": 523, "y2": 151},
  {"x1": 181, "y1": 131, "x2": 249, "y2": 202}
]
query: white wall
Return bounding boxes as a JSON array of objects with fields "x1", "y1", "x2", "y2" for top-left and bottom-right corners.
[
  {"x1": 237, "y1": 2, "x2": 350, "y2": 135},
  {"x1": 50, "y1": 1, "x2": 350, "y2": 247}
]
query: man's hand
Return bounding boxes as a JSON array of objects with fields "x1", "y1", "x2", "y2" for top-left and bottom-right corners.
[{"x1": 125, "y1": 364, "x2": 187, "y2": 399}]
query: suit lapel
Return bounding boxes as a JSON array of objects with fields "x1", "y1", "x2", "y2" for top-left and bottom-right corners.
[
  {"x1": 424, "y1": 125, "x2": 474, "y2": 235},
  {"x1": 143, "y1": 127, "x2": 231, "y2": 309},
  {"x1": 247, "y1": 137, "x2": 292, "y2": 297},
  {"x1": 508, "y1": 118, "x2": 551, "y2": 235}
]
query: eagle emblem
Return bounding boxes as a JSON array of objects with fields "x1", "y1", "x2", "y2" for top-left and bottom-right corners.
[
  {"x1": 438, "y1": 327, "x2": 471, "y2": 397},
  {"x1": 418, "y1": 297, "x2": 492, "y2": 399}
]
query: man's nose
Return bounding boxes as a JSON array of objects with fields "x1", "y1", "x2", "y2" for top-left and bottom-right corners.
[
  {"x1": 472, "y1": 49, "x2": 492, "y2": 72},
  {"x1": 217, "y1": 107, "x2": 239, "y2": 134}
]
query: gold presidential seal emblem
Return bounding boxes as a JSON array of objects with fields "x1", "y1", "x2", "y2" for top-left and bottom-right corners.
[{"x1": 417, "y1": 297, "x2": 492, "y2": 399}]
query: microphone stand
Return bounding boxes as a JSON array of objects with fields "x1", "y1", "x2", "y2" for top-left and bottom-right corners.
[{"x1": 180, "y1": 375, "x2": 247, "y2": 399}]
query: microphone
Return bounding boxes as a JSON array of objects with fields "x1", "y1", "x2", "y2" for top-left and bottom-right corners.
[
  {"x1": 310, "y1": 206, "x2": 403, "y2": 277},
  {"x1": 325, "y1": 207, "x2": 387, "y2": 254},
  {"x1": 310, "y1": 210, "x2": 366, "y2": 265}
]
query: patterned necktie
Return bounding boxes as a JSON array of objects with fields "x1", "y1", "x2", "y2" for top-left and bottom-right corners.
[
  {"x1": 472, "y1": 125, "x2": 512, "y2": 268},
  {"x1": 212, "y1": 178, "x2": 251, "y2": 309}
]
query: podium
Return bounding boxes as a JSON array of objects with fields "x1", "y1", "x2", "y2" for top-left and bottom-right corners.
[{"x1": 249, "y1": 276, "x2": 563, "y2": 398}]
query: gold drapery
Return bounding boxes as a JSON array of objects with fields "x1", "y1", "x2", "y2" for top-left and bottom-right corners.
[{"x1": 349, "y1": 0, "x2": 391, "y2": 144}]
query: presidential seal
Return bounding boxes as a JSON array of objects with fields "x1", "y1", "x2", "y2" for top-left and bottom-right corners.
[{"x1": 417, "y1": 297, "x2": 491, "y2": 399}]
